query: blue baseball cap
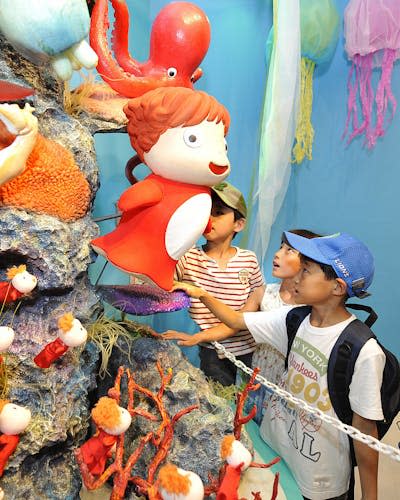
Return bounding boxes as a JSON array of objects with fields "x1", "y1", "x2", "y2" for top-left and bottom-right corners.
[{"x1": 283, "y1": 232, "x2": 374, "y2": 298}]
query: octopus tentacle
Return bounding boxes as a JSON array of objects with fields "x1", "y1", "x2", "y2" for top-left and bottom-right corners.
[
  {"x1": 90, "y1": 0, "x2": 164, "y2": 97},
  {"x1": 110, "y1": 0, "x2": 141, "y2": 75}
]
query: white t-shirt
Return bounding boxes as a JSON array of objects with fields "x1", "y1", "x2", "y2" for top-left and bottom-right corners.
[
  {"x1": 244, "y1": 307, "x2": 385, "y2": 499},
  {"x1": 176, "y1": 246, "x2": 264, "y2": 356}
]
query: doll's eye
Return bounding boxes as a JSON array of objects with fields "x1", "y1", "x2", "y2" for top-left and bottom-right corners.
[
  {"x1": 183, "y1": 129, "x2": 202, "y2": 148},
  {"x1": 224, "y1": 139, "x2": 228, "y2": 151},
  {"x1": 167, "y1": 67, "x2": 177, "y2": 77}
]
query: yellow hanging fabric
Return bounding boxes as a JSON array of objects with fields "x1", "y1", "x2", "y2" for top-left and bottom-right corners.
[{"x1": 292, "y1": 56, "x2": 315, "y2": 164}]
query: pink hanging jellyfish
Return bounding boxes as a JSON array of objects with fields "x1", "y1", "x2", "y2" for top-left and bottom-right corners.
[{"x1": 343, "y1": 0, "x2": 400, "y2": 148}]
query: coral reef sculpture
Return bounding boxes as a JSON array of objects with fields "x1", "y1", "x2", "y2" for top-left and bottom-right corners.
[
  {"x1": 75, "y1": 363, "x2": 199, "y2": 499},
  {"x1": 76, "y1": 364, "x2": 281, "y2": 500},
  {"x1": 0, "y1": 133, "x2": 91, "y2": 221}
]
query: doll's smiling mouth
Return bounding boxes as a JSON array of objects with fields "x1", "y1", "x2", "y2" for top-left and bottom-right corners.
[{"x1": 209, "y1": 162, "x2": 228, "y2": 175}]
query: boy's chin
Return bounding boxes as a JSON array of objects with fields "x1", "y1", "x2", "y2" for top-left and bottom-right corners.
[{"x1": 293, "y1": 293, "x2": 303, "y2": 304}]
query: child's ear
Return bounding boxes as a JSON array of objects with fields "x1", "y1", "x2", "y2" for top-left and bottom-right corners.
[
  {"x1": 234, "y1": 218, "x2": 246, "y2": 233},
  {"x1": 333, "y1": 278, "x2": 347, "y2": 297}
]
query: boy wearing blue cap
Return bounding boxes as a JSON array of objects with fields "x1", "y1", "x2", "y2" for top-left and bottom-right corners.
[{"x1": 175, "y1": 232, "x2": 385, "y2": 500}]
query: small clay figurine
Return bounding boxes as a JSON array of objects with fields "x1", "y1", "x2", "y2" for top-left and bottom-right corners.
[
  {"x1": 0, "y1": 399, "x2": 31, "y2": 476},
  {"x1": 0, "y1": 265, "x2": 37, "y2": 304},
  {"x1": 158, "y1": 463, "x2": 204, "y2": 500},
  {"x1": 75, "y1": 396, "x2": 132, "y2": 476},
  {"x1": 216, "y1": 435, "x2": 252, "y2": 500},
  {"x1": 34, "y1": 313, "x2": 87, "y2": 369}
]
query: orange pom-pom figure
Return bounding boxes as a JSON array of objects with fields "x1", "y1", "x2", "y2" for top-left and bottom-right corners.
[
  {"x1": 34, "y1": 313, "x2": 87, "y2": 369},
  {"x1": 76, "y1": 397, "x2": 132, "y2": 476}
]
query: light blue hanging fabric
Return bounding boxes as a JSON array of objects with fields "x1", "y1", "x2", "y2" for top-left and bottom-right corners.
[{"x1": 250, "y1": 0, "x2": 301, "y2": 265}]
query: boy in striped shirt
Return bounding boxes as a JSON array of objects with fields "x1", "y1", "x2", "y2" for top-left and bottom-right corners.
[{"x1": 163, "y1": 182, "x2": 264, "y2": 386}]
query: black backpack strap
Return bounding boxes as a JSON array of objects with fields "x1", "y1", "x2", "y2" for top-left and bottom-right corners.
[
  {"x1": 285, "y1": 306, "x2": 312, "y2": 370},
  {"x1": 328, "y1": 319, "x2": 375, "y2": 468},
  {"x1": 327, "y1": 319, "x2": 375, "y2": 424},
  {"x1": 345, "y1": 303, "x2": 378, "y2": 328}
]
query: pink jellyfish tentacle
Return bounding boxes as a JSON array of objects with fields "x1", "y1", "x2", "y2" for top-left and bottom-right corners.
[
  {"x1": 110, "y1": 0, "x2": 142, "y2": 75},
  {"x1": 343, "y1": 60, "x2": 357, "y2": 141},
  {"x1": 347, "y1": 53, "x2": 374, "y2": 145},
  {"x1": 374, "y1": 48, "x2": 397, "y2": 144}
]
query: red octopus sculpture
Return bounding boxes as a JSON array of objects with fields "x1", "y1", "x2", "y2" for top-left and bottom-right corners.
[{"x1": 90, "y1": 0, "x2": 211, "y2": 98}]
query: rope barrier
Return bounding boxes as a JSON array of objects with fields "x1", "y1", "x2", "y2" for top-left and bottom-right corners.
[{"x1": 212, "y1": 341, "x2": 400, "y2": 463}]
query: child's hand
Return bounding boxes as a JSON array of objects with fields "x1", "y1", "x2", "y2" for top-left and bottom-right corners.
[
  {"x1": 172, "y1": 281, "x2": 206, "y2": 299},
  {"x1": 161, "y1": 330, "x2": 202, "y2": 346}
]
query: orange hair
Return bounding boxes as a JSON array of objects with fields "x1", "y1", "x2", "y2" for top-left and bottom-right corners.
[
  {"x1": 220, "y1": 435, "x2": 235, "y2": 459},
  {"x1": 158, "y1": 463, "x2": 190, "y2": 495},
  {"x1": 124, "y1": 87, "x2": 230, "y2": 161},
  {"x1": 0, "y1": 399, "x2": 9, "y2": 413},
  {"x1": 6, "y1": 265, "x2": 26, "y2": 280},
  {"x1": 58, "y1": 313, "x2": 74, "y2": 332},
  {"x1": 91, "y1": 397, "x2": 121, "y2": 429}
]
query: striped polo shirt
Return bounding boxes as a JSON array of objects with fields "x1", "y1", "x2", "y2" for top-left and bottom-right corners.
[{"x1": 175, "y1": 246, "x2": 264, "y2": 356}]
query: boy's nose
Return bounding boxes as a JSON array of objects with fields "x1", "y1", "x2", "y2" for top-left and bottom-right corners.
[{"x1": 294, "y1": 271, "x2": 301, "y2": 284}]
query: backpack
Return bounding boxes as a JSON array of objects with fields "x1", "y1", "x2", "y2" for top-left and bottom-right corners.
[{"x1": 284, "y1": 304, "x2": 400, "y2": 442}]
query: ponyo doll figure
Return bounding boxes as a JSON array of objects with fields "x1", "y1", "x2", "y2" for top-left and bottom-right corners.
[
  {"x1": 0, "y1": 399, "x2": 31, "y2": 476},
  {"x1": 158, "y1": 463, "x2": 204, "y2": 500},
  {"x1": 0, "y1": 265, "x2": 37, "y2": 304},
  {"x1": 34, "y1": 312, "x2": 87, "y2": 369},
  {"x1": 216, "y1": 435, "x2": 252, "y2": 500},
  {"x1": 75, "y1": 396, "x2": 132, "y2": 476},
  {"x1": 91, "y1": 86, "x2": 231, "y2": 291}
]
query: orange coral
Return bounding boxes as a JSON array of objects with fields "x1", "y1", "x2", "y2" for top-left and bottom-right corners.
[
  {"x1": 58, "y1": 313, "x2": 74, "y2": 332},
  {"x1": 91, "y1": 397, "x2": 121, "y2": 429},
  {"x1": 6, "y1": 265, "x2": 26, "y2": 280},
  {"x1": 0, "y1": 134, "x2": 90, "y2": 221},
  {"x1": 158, "y1": 463, "x2": 191, "y2": 495},
  {"x1": 220, "y1": 435, "x2": 235, "y2": 460}
]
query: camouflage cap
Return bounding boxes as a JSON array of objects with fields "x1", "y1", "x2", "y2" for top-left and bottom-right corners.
[{"x1": 211, "y1": 182, "x2": 247, "y2": 218}]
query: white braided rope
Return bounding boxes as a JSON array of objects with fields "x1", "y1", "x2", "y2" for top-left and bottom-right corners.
[{"x1": 212, "y1": 341, "x2": 400, "y2": 463}]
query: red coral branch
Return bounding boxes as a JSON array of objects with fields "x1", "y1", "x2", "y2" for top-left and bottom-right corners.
[{"x1": 234, "y1": 367, "x2": 260, "y2": 440}]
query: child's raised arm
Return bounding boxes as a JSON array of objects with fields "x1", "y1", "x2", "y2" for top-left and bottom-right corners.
[{"x1": 173, "y1": 281, "x2": 247, "y2": 331}]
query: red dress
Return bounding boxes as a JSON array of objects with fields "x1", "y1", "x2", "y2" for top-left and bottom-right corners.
[
  {"x1": 34, "y1": 338, "x2": 69, "y2": 368},
  {"x1": 91, "y1": 174, "x2": 211, "y2": 290},
  {"x1": 0, "y1": 434, "x2": 19, "y2": 476},
  {"x1": 0, "y1": 283, "x2": 23, "y2": 304},
  {"x1": 79, "y1": 429, "x2": 118, "y2": 475}
]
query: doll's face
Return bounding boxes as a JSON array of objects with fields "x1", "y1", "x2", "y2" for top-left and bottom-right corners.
[
  {"x1": 0, "y1": 326, "x2": 15, "y2": 352},
  {"x1": 144, "y1": 119, "x2": 230, "y2": 186},
  {"x1": 225, "y1": 439, "x2": 252, "y2": 471},
  {"x1": 58, "y1": 318, "x2": 87, "y2": 347},
  {"x1": 102, "y1": 407, "x2": 132, "y2": 436},
  {"x1": 12, "y1": 270, "x2": 37, "y2": 294},
  {"x1": 0, "y1": 403, "x2": 31, "y2": 435}
]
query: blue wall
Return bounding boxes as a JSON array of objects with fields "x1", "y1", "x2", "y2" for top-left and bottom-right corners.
[{"x1": 91, "y1": 0, "x2": 400, "y2": 358}]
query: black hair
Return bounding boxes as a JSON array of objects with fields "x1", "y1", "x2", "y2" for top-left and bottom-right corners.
[
  {"x1": 211, "y1": 192, "x2": 244, "y2": 239},
  {"x1": 300, "y1": 255, "x2": 337, "y2": 280}
]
